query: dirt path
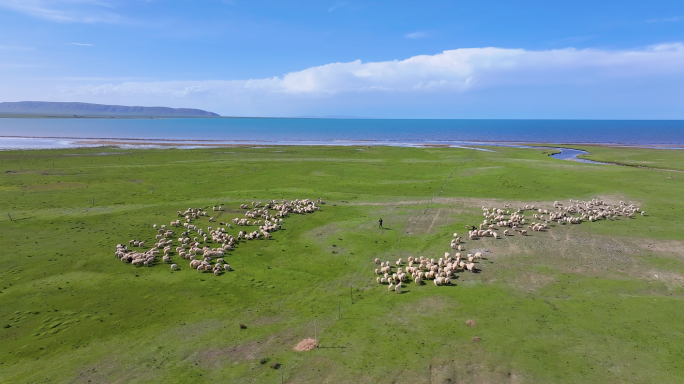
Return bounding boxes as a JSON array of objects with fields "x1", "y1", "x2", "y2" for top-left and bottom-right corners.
[{"x1": 427, "y1": 208, "x2": 442, "y2": 233}]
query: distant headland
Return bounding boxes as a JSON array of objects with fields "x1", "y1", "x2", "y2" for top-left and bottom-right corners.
[{"x1": 0, "y1": 101, "x2": 221, "y2": 118}]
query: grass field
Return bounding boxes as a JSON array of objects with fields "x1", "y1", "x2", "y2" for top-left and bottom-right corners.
[
  {"x1": 575, "y1": 145, "x2": 684, "y2": 172},
  {"x1": 1, "y1": 145, "x2": 683, "y2": 384}
]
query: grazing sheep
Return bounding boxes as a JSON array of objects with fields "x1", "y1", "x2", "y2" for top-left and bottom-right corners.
[{"x1": 170, "y1": 264, "x2": 179, "y2": 270}]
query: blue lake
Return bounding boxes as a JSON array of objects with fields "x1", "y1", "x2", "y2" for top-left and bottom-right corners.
[{"x1": 0, "y1": 118, "x2": 683, "y2": 147}]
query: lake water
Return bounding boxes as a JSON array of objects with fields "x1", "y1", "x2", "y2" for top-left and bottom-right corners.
[{"x1": 0, "y1": 118, "x2": 683, "y2": 149}]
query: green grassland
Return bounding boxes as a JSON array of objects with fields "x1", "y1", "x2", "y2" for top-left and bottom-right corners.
[
  {"x1": 574, "y1": 145, "x2": 684, "y2": 172},
  {"x1": 1, "y1": 145, "x2": 683, "y2": 383}
]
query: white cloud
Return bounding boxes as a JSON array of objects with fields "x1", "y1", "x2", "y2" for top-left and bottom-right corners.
[
  {"x1": 405, "y1": 31, "x2": 428, "y2": 39},
  {"x1": 0, "y1": 0, "x2": 121, "y2": 23},
  {"x1": 55, "y1": 43, "x2": 684, "y2": 111},
  {"x1": 70, "y1": 43, "x2": 93, "y2": 46}
]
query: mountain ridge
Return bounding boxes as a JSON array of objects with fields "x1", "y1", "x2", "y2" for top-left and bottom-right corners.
[{"x1": 0, "y1": 101, "x2": 220, "y2": 117}]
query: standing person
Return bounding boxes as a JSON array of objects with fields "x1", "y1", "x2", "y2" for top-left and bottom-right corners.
[{"x1": 379, "y1": 218, "x2": 383, "y2": 228}]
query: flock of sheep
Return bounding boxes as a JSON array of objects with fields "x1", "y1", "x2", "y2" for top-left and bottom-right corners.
[
  {"x1": 112, "y1": 195, "x2": 642, "y2": 288},
  {"x1": 375, "y1": 198, "x2": 644, "y2": 292},
  {"x1": 113, "y1": 198, "x2": 323, "y2": 274}
]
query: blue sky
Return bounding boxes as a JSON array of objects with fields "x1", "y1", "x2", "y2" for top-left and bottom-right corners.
[{"x1": 0, "y1": 0, "x2": 683, "y2": 118}]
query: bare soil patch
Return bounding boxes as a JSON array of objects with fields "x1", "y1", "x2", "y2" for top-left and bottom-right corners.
[
  {"x1": 640, "y1": 239, "x2": 684, "y2": 258},
  {"x1": 430, "y1": 361, "x2": 457, "y2": 384},
  {"x1": 509, "y1": 272, "x2": 556, "y2": 293},
  {"x1": 643, "y1": 269, "x2": 684, "y2": 289},
  {"x1": 405, "y1": 207, "x2": 462, "y2": 235},
  {"x1": 454, "y1": 361, "x2": 523, "y2": 384},
  {"x1": 474, "y1": 221, "x2": 684, "y2": 293},
  {"x1": 192, "y1": 340, "x2": 263, "y2": 368},
  {"x1": 408, "y1": 295, "x2": 458, "y2": 314},
  {"x1": 303, "y1": 222, "x2": 342, "y2": 240},
  {"x1": 293, "y1": 338, "x2": 318, "y2": 351}
]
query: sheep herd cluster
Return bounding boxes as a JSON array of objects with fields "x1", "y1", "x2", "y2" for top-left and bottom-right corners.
[
  {"x1": 374, "y1": 252, "x2": 482, "y2": 292},
  {"x1": 374, "y1": 198, "x2": 644, "y2": 292},
  {"x1": 467, "y1": 198, "x2": 644, "y2": 240},
  {"x1": 113, "y1": 198, "x2": 323, "y2": 275}
]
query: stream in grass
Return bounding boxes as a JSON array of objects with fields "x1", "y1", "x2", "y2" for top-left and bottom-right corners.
[{"x1": 548, "y1": 148, "x2": 605, "y2": 164}]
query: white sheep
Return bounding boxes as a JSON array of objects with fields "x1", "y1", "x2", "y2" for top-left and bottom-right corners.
[{"x1": 170, "y1": 264, "x2": 179, "y2": 270}]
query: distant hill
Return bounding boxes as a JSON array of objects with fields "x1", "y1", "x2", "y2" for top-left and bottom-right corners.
[{"x1": 0, "y1": 101, "x2": 220, "y2": 117}]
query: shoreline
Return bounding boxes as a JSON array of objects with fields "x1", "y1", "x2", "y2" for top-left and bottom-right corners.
[{"x1": 1, "y1": 135, "x2": 683, "y2": 150}]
